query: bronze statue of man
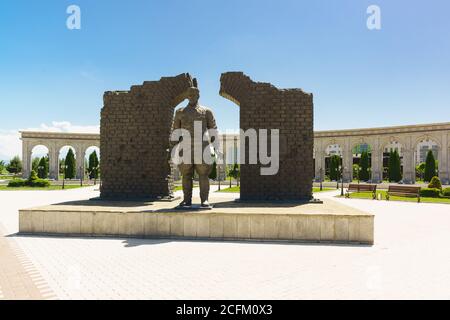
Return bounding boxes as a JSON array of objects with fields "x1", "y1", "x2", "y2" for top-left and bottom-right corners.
[{"x1": 172, "y1": 82, "x2": 218, "y2": 207}]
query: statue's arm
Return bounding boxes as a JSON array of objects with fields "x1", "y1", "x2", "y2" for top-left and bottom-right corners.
[
  {"x1": 170, "y1": 110, "x2": 182, "y2": 149},
  {"x1": 206, "y1": 108, "x2": 217, "y2": 130}
]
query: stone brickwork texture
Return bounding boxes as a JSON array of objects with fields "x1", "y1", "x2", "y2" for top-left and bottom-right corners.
[
  {"x1": 100, "y1": 73, "x2": 194, "y2": 199},
  {"x1": 220, "y1": 72, "x2": 314, "y2": 201}
]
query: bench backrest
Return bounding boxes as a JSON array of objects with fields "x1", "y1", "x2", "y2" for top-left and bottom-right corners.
[
  {"x1": 348, "y1": 184, "x2": 377, "y2": 191},
  {"x1": 388, "y1": 185, "x2": 421, "y2": 194}
]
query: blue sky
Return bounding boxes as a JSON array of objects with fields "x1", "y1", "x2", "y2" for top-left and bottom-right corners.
[{"x1": 1, "y1": 0, "x2": 450, "y2": 159}]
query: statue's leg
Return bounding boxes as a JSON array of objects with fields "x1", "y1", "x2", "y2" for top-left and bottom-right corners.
[
  {"x1": 195, "y1": 164, "x2": 212, "y2": 203},
  {"x1": 179, "y1": 164, "x2": 194, "y2": 204}
]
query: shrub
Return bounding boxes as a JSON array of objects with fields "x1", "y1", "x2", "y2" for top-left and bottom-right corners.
[
  {"x1": 427, "y1": 176, "x2": 442, "y2": 190},
  {"x1": 8, "y1": 179, "x2": 26, "y2": 187},
  {"x1": 28, "y1": 170, "x2": 38, "y2": 182},
  {"x1": 7, "y1": 170, "x2": 50, "y2": 188},
  {"x1": 420, "y1": 188, "x2": 441, "y2": 198},
  {"x1": 424, "y1": 150, "x2": 436, "y2": 182},
  {"x1": 28, "y1": 179, "x2": 50, "y2": 187},
  {"x1": 443, "y1": 187, "x2": 450, "y2": 197}
]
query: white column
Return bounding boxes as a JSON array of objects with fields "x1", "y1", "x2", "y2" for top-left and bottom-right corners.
[
  {"x1": 439, "y1": 133, "x2": 449, "y2": 184},
  {"x1": 21, "y1": 140, "x2": 31, "y2": 178},
  {"x1": 371, "y1": 147, "x2": 382, "y2": 183},
  {"x1": 76, "y1": 146, "x2": 85, "y2": 180},
  {"x1": 342, "y1": 141, "x2": 353, "y2": 182},
  {"x1": 49, "y1": 145, "x2": 59, "y2": 180},
  {"x1": 402, "y1": 148, "x2": 415, "y2": 184},
  {"x1": 314, "y1": 150, "x2": 325, "y2": 182}
]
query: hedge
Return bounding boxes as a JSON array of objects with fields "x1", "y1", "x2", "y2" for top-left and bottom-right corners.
[
  {"x1": 7, "y1": 179, "x2": 27, "y2": 187},
  {"x1": 419, "y1": 188, "x2": 441, "y2": 198},
  {"x1": 443, "y1": 187, "x2": 450, "y2": 197}
]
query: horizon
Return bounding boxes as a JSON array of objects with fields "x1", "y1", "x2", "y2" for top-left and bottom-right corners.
[{"x1": 1, "y1": 0, "x2": 450, "y2": 160}]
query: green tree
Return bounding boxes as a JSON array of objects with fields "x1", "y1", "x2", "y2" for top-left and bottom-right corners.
[
  {"x1": 37, "y1": 156, "x2": 49, "y2": 179},
  {"x1": 428, "y1": 176, "x2": 442, "y2": 190},
  {"x1": 32, "y1": 157, "x2": 40, "y2": 172},
  {"x1": 416, "y1": 162, "x2": 426, "y2": 180},
  {"x1": 64, "y1": 149, "x2": 76, "y2": 179},
  {"x1": 228, "y1": 163, "x2": 240, "y2": 187},
  {"x1": 359, "y1": 151, "x2": 370, "y2": 181},
  {"x1": 424, "y1": 150, "x2": 436, "y2": 182},
  {"x1": 329, "y1": 155, "x2": 341, "y2": 181},
  {"x1": 59, "y1": 158, "x2": 65, "y2": 174},
  {"x1": 0, "y1": 160, "x2": 5, "y2": 174},
  {"x1": 209, "y1": 160, "x2": 217, "y2": 180},
  {"x1": 6, "y1": 156, "x2": 22, "y2": 174},
  {"x1": 88, "y1": 150, "x2": 99, "y2": 179},
  {"x1": 388, "y1": 150, "x2": 401, "y2": 182}
]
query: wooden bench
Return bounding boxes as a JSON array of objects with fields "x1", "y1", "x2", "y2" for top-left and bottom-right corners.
[
  {"x1": 386, "y1": 185, "x2": 421, "y2": 202},
  {"x1": 345, "y1": 183, "x2": 377, "y2": 199}
]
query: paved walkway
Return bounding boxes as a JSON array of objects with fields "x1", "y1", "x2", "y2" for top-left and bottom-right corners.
[{"x1": 1, "y1": 186, "x2": 450, "y2": 299}]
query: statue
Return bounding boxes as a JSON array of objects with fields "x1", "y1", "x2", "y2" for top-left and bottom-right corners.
[{"x1": 172, "y1": 79, "x2": 218, "y2": 208}]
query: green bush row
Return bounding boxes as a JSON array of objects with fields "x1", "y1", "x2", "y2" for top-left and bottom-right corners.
[
  {"x1": 7, "y1": 178, "x2": 50, "y2": 188},
  {"x1": 443, "y1": 187, "x2": 450, "y2": 197},
  {"x1": 7, "y1": 170, "x2": 50, "y2": 188},
  {"x1": 420, "y1": 188, "x2": 441, "y2": 198}
]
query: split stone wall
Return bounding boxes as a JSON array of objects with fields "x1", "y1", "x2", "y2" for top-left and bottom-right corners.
[
  {"x1": 100, "y1": 73, "x2": 193, "y2": 200},
  {"x1": 220, "y1": 72, "x2": 314, "y2": 201}
]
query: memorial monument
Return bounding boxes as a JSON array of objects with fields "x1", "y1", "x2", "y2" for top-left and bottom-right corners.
[{"x1": 19, "y1": 72, "x2": 374, "y2": 245}]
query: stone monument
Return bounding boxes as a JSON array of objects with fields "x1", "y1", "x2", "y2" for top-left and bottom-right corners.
[
  {"x1": 220, "y1": 72, "x2": 314, "y2": 201},
  {"x1": 100, "y1": 73, "x2": 194, "y2": 200}
]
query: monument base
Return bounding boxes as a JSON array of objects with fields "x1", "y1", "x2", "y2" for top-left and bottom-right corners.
[{"x1": 18, "y1": 196, "x2": 374, "y2": 245}]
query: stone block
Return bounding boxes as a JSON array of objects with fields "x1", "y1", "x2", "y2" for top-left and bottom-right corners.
[
  {"x1": 170, "y1": 214, "x2": 184, "y2": 237},
  {"x1": 250, "y1": 215, "x2": 264, "y2": 239},
  {"x1": 292, "y1": 215, "x2": 307, "y2": 240},
  {"x1": 320, "y1": 216, "x2": 335, "y2": 241},
  {"x1": 196, "y1": 215, "x2": 210, "y2": 238},
  {"x1": 156, "y1": 214, "x2": 171, "y2": 236},
  {"x1": 334, "y1": 217, "x2": 349, "y2": 242},
  {"x1": 144, "y1": 213, "x2": 158, "y2": 236},
  {"x1": 19, "y1": 211, "x2": 32, "y2": 233},
  {"x1": 237, "y1": 215, "x2": 250, "y2": 239},
  {"x1": 31, "y1": 211, "x2": 45, "y2": 233},
  {"x1": 93, "y1": 211, "x2": 119, "y2": 236},
  {"x1": 183, "y1": 214, "x2": 197, "y2": 238},
  {"x1": 305, "y1": 215, "x2": 321, "y2": 240},
  {"x1": 118, "y1": 212, "x2": 144, "y2": 236},
  {"x1": 223, "y1": 215, "x2": 237, "y2": 238},
  {"x1": 80, "y1": 211, "x2": 94, "y2": 235},
  {"x1": 210, "y1": 214, "x2": 224, "y2": 238}
]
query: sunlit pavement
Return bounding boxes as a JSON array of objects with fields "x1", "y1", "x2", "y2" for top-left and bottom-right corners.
[{"x1": 1, "y1": 186, "x2": 449, "y2": 299}]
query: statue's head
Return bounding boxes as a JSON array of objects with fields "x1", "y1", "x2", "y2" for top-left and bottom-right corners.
[{"x1": 187, "y1": 86, "x2": 200, "y2": 105}]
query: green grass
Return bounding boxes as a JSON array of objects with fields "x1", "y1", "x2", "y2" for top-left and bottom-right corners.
[
  {"x1": 217, "y1": 186, "x2": 334, "y2": 193},
  {"x1": 342, "y1": 190, "x2": 450, "y2": 204},
  {"x1": 217, "y1": 186, "x2": 241, "y2": 193},
  {"x1": 173, "y1": 185, "x2": 198, "y2": 191},
  {"x1": 312, "y1": 187, "x2": 334, "y2": 193},
  {"x1": 0, "y1": 185, "x2": 88, "y2": 191}
]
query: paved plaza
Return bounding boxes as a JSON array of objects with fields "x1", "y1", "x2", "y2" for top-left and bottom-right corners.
[{"x1": 1, "y1": 186, "x2": 450, "y2": 299}]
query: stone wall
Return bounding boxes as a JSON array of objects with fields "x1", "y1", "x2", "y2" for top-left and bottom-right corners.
[
  {"x1": 220, "y1": 72, "x2": 314, "y2": 201},
  {"x1": 100, "y1": 73, "x2": 194, "y2": 200}
]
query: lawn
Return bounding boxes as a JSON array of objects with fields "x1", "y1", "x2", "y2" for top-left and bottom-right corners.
[
  {"x1": 0, "y1": 185, "x2": 88, "y2": 191},
  {"x1": 173, "y1": 185, "x2": 198, "y2": 191},
  {"x1": 217, "y1": 186, "x2": 334, "y2": 193},
  {"x1": 313, "y1": 187, "x2": 334, "y2": 193},
  {"x1": 217, "y1": 186, "x2": 241, "y2": 193},
  {"x1": 342, "y1": 190, "x2": 450, "y2": 204}
]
